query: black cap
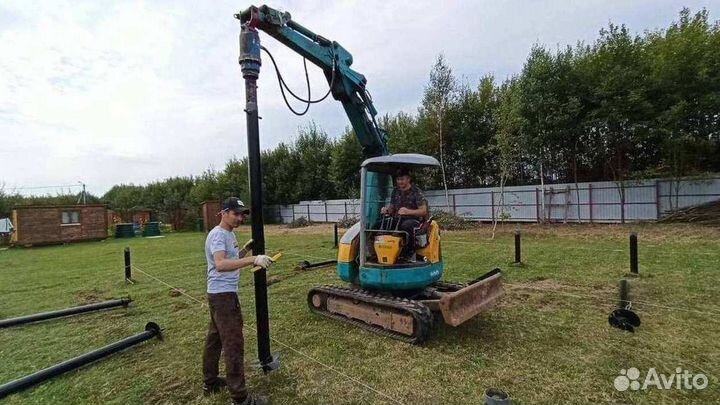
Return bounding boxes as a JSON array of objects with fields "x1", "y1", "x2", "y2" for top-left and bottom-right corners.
[
  {"x1": 222, "y1": 197, "x2": 250, "y2": 214},
  {"x1": 396, "y1": 168, "x2": 411, "y2": 177}
]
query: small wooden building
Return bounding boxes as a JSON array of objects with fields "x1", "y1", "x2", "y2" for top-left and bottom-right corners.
[
  {"x1": 132, "y1": 209, "x2": 152, "y2": 225},
  {"x1": 11, "y1": 204, "x2": 108, "y2": 247},
  {"x1": 107, "y1": 208, "x2": 152, "y2": 225},
  {"x1": 201, "y1": 200, "x2": 222, "y2": 232}
]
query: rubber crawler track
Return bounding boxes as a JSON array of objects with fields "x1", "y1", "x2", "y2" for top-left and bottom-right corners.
[{"x1": 307, "y1": 285, "x2": 434, "y2": 344}]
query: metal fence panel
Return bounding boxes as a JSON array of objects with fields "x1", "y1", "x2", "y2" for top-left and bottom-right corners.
[{"x1": 269, "y1": 176, "x2": 720, "y2": 224}]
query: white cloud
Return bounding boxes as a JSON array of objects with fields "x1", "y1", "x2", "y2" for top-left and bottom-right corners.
[{"x1": 0, "y1": 0, "x2": 715, "y2": 196}]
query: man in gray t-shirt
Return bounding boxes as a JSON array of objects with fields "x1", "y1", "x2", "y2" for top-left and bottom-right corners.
[{"x1": 202, "y1": 197, "x2": 273, "y2": 405}]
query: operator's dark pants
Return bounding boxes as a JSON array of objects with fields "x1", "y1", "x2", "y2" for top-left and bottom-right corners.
[
  {"x1": 203, "y1": 292, "x2": 247, "y2": 403},
  {"x1": 398, "y1": 218, "x2": 421, "y2": 252},
  {"x1": 377, "y1": 217, "x2": 421, "y2": 254}
]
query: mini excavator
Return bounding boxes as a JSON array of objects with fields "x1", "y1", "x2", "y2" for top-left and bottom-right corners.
[{"x1": 237, "y1": 5, "x2": 503, "y2": 343}]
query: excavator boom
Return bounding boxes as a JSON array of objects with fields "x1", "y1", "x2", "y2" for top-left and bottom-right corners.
[{"x1": 236, "y1": 5, "x2": 387, "y2": 159}]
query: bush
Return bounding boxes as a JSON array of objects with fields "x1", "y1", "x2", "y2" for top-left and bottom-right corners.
[
  {"x1": 180, "y1": 209, "x2": 199, "y2": 232},
  {"x1": 337, "y1": 215, "x2": 359, "y2": 228},
  {"x1": 431, "y1": 209, "x2": 476, "y2": 230},
  {"x1": 287, "y1": 216, "x2": 312, "y2": 228}
]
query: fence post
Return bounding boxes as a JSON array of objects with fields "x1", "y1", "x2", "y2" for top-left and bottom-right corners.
[
  {"x1": 334, "y1": 223, "x2": 339, "y2": 248},
  {"x1": 344, "y1": 201, "x2": 348, "y2": 218},
  {"x1": 324, "y1": 201, "x2": 328, "y2": 222},
  {"x1": 124, "y1": 247, "x2": 132, "y2": 282},
  {"x1": 291, "y1": 206, "x2": 295, "y2": 222},
  {"x1": 629, "y1": 232, "x2": 638, "y2": 275},
  {"x1": 588, "y1": 184, "x2": 593, "y2": 223},
  {"x1": 490, "y1": 192, "x2": 495, "y2": 222},
  {"x1": 452, "y1": 194, "x2": 457, "y2": 215},
  {"x1": 307, "y1": 204, "x2": 311, "y2": 222},
  {"x1": 654, "y1": 180, "x2": 661, "y2": 220},
  {"x1": 620, "y1": 182, "x2": 626, "y2": 224},
  {"x1": 514, "y1": 231, "x2": 522, "y2": 264}
]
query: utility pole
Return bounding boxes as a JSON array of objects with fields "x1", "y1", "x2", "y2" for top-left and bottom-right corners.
[{"x1": 77, "y1": 181, "x2": 87, "y2": 205}]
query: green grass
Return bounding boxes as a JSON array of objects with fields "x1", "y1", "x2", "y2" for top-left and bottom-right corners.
[{"x1": 1, "y1": 223, "x2": 719, "y2": 405}]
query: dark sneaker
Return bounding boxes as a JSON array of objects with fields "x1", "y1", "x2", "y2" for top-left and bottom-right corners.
[
  {"x1": 233, "y1": 394, "x2": 268, "y2": 405},
  {"x1": 203, "y1": 377, "x2": 227, "y2": 394}
]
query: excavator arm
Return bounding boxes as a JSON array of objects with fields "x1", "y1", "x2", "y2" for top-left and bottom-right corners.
[{"x1": 235, "y1": 5, "x2": 388, "y2": 159}]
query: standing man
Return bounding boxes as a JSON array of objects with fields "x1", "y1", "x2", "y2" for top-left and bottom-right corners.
[
  {"x1": 203, "y1": 197, "x2": 273, "y2": 405},
  {"x1": 380, "y1": 169, "x2": 429, "y2": 260}
]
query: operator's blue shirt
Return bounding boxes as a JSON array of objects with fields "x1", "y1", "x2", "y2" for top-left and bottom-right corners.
[{"x1": 205, "y1": 225, "x2": 240, "y2": 293}]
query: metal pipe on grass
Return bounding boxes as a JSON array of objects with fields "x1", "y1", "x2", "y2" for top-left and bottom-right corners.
[
  {"x1": 0, "y1": 322, "x2": 161, "y2": 399},
  {"x1": 0, "y1": 298, "x2": 132, "y2": 329}
]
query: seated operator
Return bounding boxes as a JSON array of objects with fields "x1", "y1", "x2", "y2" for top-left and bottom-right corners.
[{"x1": 379, "y1": 168, "x2": 429, "y2": 260}]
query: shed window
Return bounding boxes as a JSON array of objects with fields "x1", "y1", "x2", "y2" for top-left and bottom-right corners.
[{"x1": 62, "y1": 211, "x2": 80, "y2": 224}]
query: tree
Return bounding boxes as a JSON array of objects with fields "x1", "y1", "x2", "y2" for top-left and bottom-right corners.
[
  {"x1": 645, "y1": 8, "x2": 720, "y2": 206},
  {"x1": 190, "y1": 169, "x2": 222, "y2": 206},
  {"x1": 447, "y1": 75, "x2": 501, "y2": 187},
  {"x1": 293, "y1": 122, "x2": 336, "y2": 201},
  {"x1": 217, "y1": 157, "x2": 250, "y2": 202},
  {"x1": 103, "y1": 184, "x2": 145, "y2": 221},
  {"x1": 493, "y1": 78, "x2": 524, "y2": 233},
  {"x1": 330, "y1": 127, "x2": 364, "y2": 198},
  {"x1": 421, "y1": 54, "x2": 458, "y2": 209},
  {"x1": 263, "y1": 143, "x2": 296, "y2": 204}
]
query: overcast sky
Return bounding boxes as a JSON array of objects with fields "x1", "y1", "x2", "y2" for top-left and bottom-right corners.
[{"x1": 1, "y1": 1, "x2": 715, "y2": 196}]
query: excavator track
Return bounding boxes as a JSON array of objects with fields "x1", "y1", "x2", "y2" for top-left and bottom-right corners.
[{"x1": 307, "y1": 285, "x2": 434, "y2": 344}]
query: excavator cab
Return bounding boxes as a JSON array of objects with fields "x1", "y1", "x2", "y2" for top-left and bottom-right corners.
[{"x1": 336, "y1": 154, "x2": 444, "y2": 290}]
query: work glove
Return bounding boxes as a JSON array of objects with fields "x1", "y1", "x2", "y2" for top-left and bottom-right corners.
[{"x1": 253, "y1": 254, "x2": 274, "y2": 269}]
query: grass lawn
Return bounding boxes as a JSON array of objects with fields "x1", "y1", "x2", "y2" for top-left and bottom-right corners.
[{"x1": 1, "y1": 223, "x2": 719, "y2": 405}]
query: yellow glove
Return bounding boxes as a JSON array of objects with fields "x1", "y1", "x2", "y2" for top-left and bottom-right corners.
[
  {"x1": 253, "y1": 254, "x2": 275, "y2": 269},
  {"x1": 251, "y1": 253, "x2": 282, "y2": 273}
]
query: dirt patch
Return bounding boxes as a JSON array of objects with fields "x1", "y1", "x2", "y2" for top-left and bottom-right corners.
[
  {"x1": 510, "y1": 277, "x2": 565, "y2": 291},
  {"x1": 74, "y1": 288, "x2": 108, "y2": 304},
  {"x1": 171, "y1": 301, "x2": 190, "y2": 311},
  {"x1": 168, "y1": 288, "x2": 186, "y2": 297},
  {"x1": 508, "y1": 278, "x2": 613, "y2": 295},
  {"x1": 504, "y1": 278, "x2": 616, "y2": 313},
  {"x1": 272, "y1": 223, "x2": 342, "y2": 235}
]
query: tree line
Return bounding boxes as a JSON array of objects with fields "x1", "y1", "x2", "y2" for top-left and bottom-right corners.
[
  {"x1": 2, "y1": 8, "x2": 718, "y2": 227},
  {"x1": 257, "y1": 8, "x2": 720, "y2": 197}
]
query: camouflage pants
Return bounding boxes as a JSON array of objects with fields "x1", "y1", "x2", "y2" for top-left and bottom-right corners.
[{"x1": 203, "y1": 292, "x2": 247, "y2": 402}]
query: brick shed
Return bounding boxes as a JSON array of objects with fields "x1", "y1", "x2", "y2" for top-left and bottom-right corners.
[
  {"x1": 107, "y1": 208, "x2": 152, "y2": 225},
  {"x1": 11, "y1": 204, "x2": 108, "y2": 247},
  {"x1": 201, "y1": 200, "x2": 222, "y2": 232},
  {"x1": 132, "y1": 209, "x2": 152, "y2": 225}
]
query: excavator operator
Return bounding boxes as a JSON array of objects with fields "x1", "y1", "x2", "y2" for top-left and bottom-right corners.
[{"x1": 380, "y1": 169, "x2": 429, "y2": 260}]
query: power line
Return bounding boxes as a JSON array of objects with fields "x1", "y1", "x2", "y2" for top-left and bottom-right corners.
[{"x1": 10, "y1": 184, "x2": 82, "y2": 191}]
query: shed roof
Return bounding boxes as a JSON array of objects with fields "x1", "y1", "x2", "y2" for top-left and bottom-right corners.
[{"x1": 13, "y1": 204, "x2": 107, "y2": 210}]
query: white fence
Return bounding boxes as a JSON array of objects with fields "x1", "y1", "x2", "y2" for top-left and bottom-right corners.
[{"x1": 266, "y1": 177, "x2": 720, "y2": 224}]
